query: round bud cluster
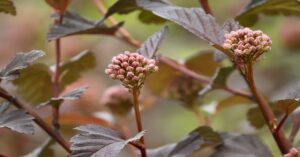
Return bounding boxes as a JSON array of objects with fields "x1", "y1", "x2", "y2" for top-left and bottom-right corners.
[
  {"x1": 100, "y1": 86, "x2": 133, "y2": 117},
  {"x1": 284, "y1": 148, "x2": 300, "y2": 157},
  {"x1": 105, "y1": 51, "x2": 158, "y2": 90},
  {"x1": 223, "y1": 28, "x2": 272, "y2": 64}
]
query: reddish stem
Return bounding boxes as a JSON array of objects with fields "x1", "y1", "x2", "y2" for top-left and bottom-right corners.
[
  {"x1": 275, "y1": 111, "x2": 289, "y2": 133},
  {"x1": 245, "y1": 64, "x2": 290, "y2": 154},
  {"x1": 199, "y1": 0, "x2": 213, "y2": 15},
  {"x1": 132, "y1": 88, "x2": 147, "y2": 157},
  {"x1": 0, "y1": 88, "x2": 71, "y2": 152},
  {"x1": 52, "y1": 13, "x2": 64, "y2": 131}
]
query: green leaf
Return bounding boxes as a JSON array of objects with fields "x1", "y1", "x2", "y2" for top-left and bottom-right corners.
[
  {"x1": 185, "y1": 51, "x2": 221, "y2": 77},
  {"x1": 216, "y1": 95, "x2": 254, "y2": 112},
  {"x1": 48, "y1": 11, "x2": 123, "y2": 40},
  {"x1": 247, "y1": 103, "x2": 283, "y2": 129},
  {"x1": 60, "y1": 50, "x2": 96, "y2": 90},
  {"x1": 13, "y1": 63, "x2": 53, "y2": 105},
  {"x1": 103, "y1": 0, "x2": 167, "y2": 24},
  {"x1": 236, "y1": 0, "x2": 300, "y2": 26},
  {"x1": 275, "y1": 98, "x2": 300, "y2": 114},
  {"x1": 0, "y1": 0, "x2": 16, "y2": 15}
]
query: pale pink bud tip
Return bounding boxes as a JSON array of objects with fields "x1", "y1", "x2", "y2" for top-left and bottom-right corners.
[{"x1": 284, "y1": 148, "x2": 300, "y2": 157}]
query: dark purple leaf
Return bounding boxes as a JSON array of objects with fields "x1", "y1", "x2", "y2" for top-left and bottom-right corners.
[
  {"x1": 236, "y1": 0, "x2": 300, "y2": 27},
  {"x1": 0, "y1": 109, "x2": 34, "y2": 134},
  {"x1": 38, "y1": 87, "x2": 87, "y2": 108},
  {"x1": 147, "y1": 144, "x2": 176, "y2": 157},
  {"x1": 0, "y1": 50, "x2": 45, "y2": 81},
  {"x1": 0, "y1": 101, "x2": 10, "y2": 114},
  {"x1": 70, "y1": 125, "x2": 145, "y2": 157},
  {"x1": 0, "y1": 0, "x2": 16, "y2": 15},
  {"x1": 169, "y1": 126, "x2": 222, "y2": 157},
  {"x1": 48, "y1": 11, "x2": 123, "y2": 41},
  {"x1": 136, "y1": 26, "x2": 168, "y2": 59},
  {"x1": 211, "y1": 134, "x2": 272, "y2": 157},
  {"x1": 147, "y1": 126, "x2": 221, "y2": 157},
  {"x1": 138, "y1": 1, "x2": 242, "y2": 46},
  {"x1": 103, "y1": 0, "x2": 167, "y2": 24}
]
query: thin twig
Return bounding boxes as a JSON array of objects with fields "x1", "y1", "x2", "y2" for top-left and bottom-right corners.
[
  {"x1": 275, "y1": 111, "x2": 289, "y2": 133},
  {"x1": 0, "y1": 88, "x2": 71, "y2": 153},
  {"x1": 92, "y1": 0, "x2": 252, "y2": 100},
  {"x1": 244, "y1": 63, "x2": 290, "y2": 154},
  {"x1": 199, "y1": 0, "x2": 213, "y2": 15},
  {"x1": 52, "y1": 12, "x2": 64, "y2": 131},
  {"x1": 132, "y1": 88, "x2": 147, "y2": 157}
]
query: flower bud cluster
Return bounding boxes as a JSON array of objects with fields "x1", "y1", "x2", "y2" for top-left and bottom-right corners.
[
  {"x1": 223, "y1": 28, "x2": 272, "y2": 64},
  {"x1": 284, "y1": 148, "x2": 300, "y2": 157},
  {"x1": 101, "y1": 86, "x2": 133, "y2": 117},
  {"x1": 105, "y1": 51, "x2": 158, "y2": 90}
]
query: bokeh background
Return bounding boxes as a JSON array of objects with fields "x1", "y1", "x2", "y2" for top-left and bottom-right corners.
[{"x1": 0, "y1": 0, "x2": 300, "y2": 156}]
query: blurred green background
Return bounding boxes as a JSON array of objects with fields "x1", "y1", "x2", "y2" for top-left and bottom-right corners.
[{"x1": 0, "y1": 0, "x2": 300, "y2": 156}]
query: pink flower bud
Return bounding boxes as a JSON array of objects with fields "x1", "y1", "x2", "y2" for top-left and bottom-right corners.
[
  {"x1": 121, "y1": 62, "x2": 129, "y2": 68},
  {"x1": 136, "y1": 67, "x2": 143, "y2": 73},
  {"x1": 127, "y1": 72, "x2": 134, "y2": 79},
  {"x1": 223, "y1": 27, "x2": 272, "y2": 64},
  {"x1": 105, "y1": 51, "x2": 159, "y2": 90},
  {"x1": 126, "y1": 66, "x2": 134, "y2": 72},
  {"x1": 117, "y1": 75, "x2": 125, "y2": 80},
  {"x1": 118, "y1": 69, "x2": 125, "y2": 75},
  {"x1": 131, "y1": 61, "x2": 139, "y2": 67}
]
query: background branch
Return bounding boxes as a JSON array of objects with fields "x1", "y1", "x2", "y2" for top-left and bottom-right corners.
[{"x1": 0, "y1": 87, "x2": 71, "y2": 153}]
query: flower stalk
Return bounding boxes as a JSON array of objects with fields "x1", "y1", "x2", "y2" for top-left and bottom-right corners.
[
  {"x1": 223, "y1": 27, "x2": 291, "y2": 154},
  {"x1": 52, "y1": 12, "x2": 64, "y2": 132},
  {"x1": 244, "y1": 63, "x2": 290, "y2": 154},
  {"x1": 132, "y1": 88, "x2": 147, "y2": 157}
]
